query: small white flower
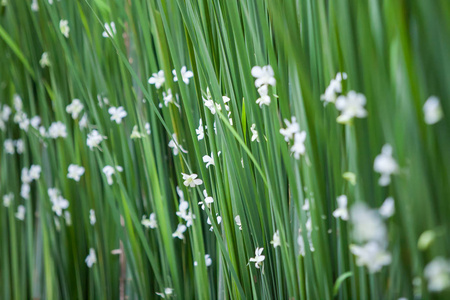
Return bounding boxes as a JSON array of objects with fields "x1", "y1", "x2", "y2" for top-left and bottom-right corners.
[
  {"x1": 182, "y1": 173, "x2": 203, "y2": 188},
  {"x1": 86, "y1": 130, "x2": 105, "y2": 150},
  {"x1": 379, "y1": 197, "x2": 395, "y2": 218},
  {"x1": 13, "y1": 94, "x2": 23, "y2": 111},
  {"x1": 3, "y1": 193, "x2": 14, "y2": 207},
  {"x1": 85, "y1": 248, "x2": 97, "y2": 268},
  {"x1": 31, "y1": 0, "x2": 38, "y2": 11},
  {"x1": 168, "y1": 133, "x2": 188, "y2": 156},
  {"x1": 48, "y1": 121, "x2": 67, "y2": 139},
  {"x1": 108, "y1": 106, "x2": 127, "y2": 124},
  {"x1": 423, "y1": 96, "x2": 443, "y2": 125},
  {"x1": 424, "y1": 257, "x2": 450, "y2": 292},
  {"x1": 350, "y1": 242, "x2": 392, "y2": 273},
  {"x1": 249, "y1": 247, "x2": 265, "y2": 269},
  {"x1": 4, "y1": 139, "x2": 15, "y2": 154},
  {"x1": 335, "y1": 91, "x2": 368, "y2": 124},
  {"x1": 30, "y1": 116, "x2": 41, "y2": 129},
  {"x1": 51, "y1": 196, "x2": 69, "y2": 216},
  {"x1": 141, "y1": 213, "x2": 157, "y2": 229},
  {"x1": 148, "y1": 70, "x2": 165, "y2": 89},
  {"x1": 156, "y1": 287, "x2": 174, "y2": 298},
  {"x1": 251, "y1": 65, "x2": 276, "y2": 88},
  {"x1": 176, "y1": 200, "x2": 189, "y2": 219},
  {"x1": 145, "y1": 123, "x2": 151, "y2": 134},
  {"x1": 162, "y1": 89, "x2": 179, "y2": 107},
  {"x1": 202, "y1": 152, "x2": 218, "y2": 168},
  {"x1": 60, "y1": 20, "x2": 70, "y2": 38},
  {"x1": 290, "y1": 131, "x2": 307, "y2": 159},
  {"x1": 1, "y1": 104, "x2": 12, "y2": 121},
  {"x1": 297, "y1": 233, "x2": 306, "y2": 256},
  {"x1": 89, "y1": 209, "x2": 96, "y2": 225},
  {"x1": 66, "y1": 99, "x2": 84, "y2": 119},
  {"x1": 374, "y1": 144, "x2": 398, "y2": 186},
  {"x1": 21, "y1": 183, "x2": 30, "y2": 200},
  {"x1": 48, "y1": 188, "x2": 60, "y2": 201},
  {"x1": 67, "y1": 164, "x2": 85, "y2": 181},
  {"x1": 15, "y1": 205, "x2": 26, "y2": 220},
  {"x1": 198, "y1": 189, "x2": 214, "y2": 210},
  {"x1": 206, "y1": 214, "x2": 222, "y2": 231},
  {"x1": 40, "y1": 52, "x2": 51, "y2": 68},
  {"x1": 195, "y1": 254, "x2": 213, "y2": 267},
  {"x1": 196, "y1": 119, "x2": 205, "y2": 140},
  {"x1": 271, "y1": 230, "x2": 281, "y2": 248},
  {"x1": 102, "y1": 165, "x2": 123, "y2": 185},
  {"x1": 332, "y1": 195, "x2": 349, "y2": 221},
  {"x1": 255, "y1": 85, "x2": 271, "y2": 107},
  {"x1": 102, "y1": 22, "x2": 116, "y2": 38},
  {"x1": 130, "y1": 125, "x2": 145, "y2": 139},
  {"x1": 280, "y1": 117, "x2": 300, "y2": 141},
  {"x1": 350, "y1": 202, "x2": 387, "y2": 244},
  {"x1": 234, "y1": 215, "x2": 243, "y2": 230},
  {"x1": 39, "y1": 126, "x2": 47, "y2": 137},
  {"x1": 173, "y1": 66, "x2": 194, "y2": 84},
  {"x1": 250, "y1": 123, "x2": 259, "y2": 142},
  {"x1": 29, "y1": 165, "x2": 42, "y2": 181},
  {"x1": 320, "y1": 72, "x2": 347, "y2": 104},
  {"x1": 79, "y1": 114, "x2": 88, "y2": 129},
  {"x1": 172, "y1": 223, "x2": 187, "y2": 239}
]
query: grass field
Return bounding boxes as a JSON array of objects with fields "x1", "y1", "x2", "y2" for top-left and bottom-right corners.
[{"x1": 1, "y1": 0, "x2": 450, "y2": 299}]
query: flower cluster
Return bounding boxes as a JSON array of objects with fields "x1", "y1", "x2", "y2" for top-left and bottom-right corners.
[
  {"x1": 251, "y1": 65, "x2": 276, "y2": 107},
  {"x1": 279, "y1": 116, "x2": 307, "y2": 159}
]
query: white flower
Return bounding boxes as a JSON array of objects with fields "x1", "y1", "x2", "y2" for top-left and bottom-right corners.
[
  {"x1": 48, "y1": 188, "x2": 60, "y2": 201},
  {"x1": 172, "y1": 223, "x2": 187, "y2": 239},
  {"x1": 75, "y1": 114, "x2": 86, "y2": 129},
  {"x1": 3, "y1": 193, "x2": 13, "y2": 207},
  {"x1": 145, "y1": 123, "x2": 151, "y2": 134},
  {"x1": 251, "y1": 65, "x2": 276, "y2": 88},
  {"x1": 207, "y1": 214, "x2": 222, "y2": 231},
  {"x1": 39, "y1": 126, "x2": 47, "y2": 137},
  {"x1": 15, "y1": 205, "x2": 26, "y2": 220},
  {"x1": 148, "y1": 70, "x2": 165, "y2": 89},
  {"x1": 195, "y1": 254, "x2": 213, "y2": 267},
  {"x1": 173, "y1": 66, "x2": 194, "y2": 84},
  {"x1": 85, "y1": 248, "x2": 97, "y2": 268},
  {"x1": 182, "y1": 173, "x2": 203, "y2": 188},
  {"x1": 30, "y1": 116, "x2": 41, "y2": 129},
  {"x1": 271, "y1": 230, "x2": 281, "y2": 248},
  {"x1": 202, "y1": 152, "x2": 218, "y2": 168},
  {"x1": 67, "y1": 164, "x2": 85, "y2": 181},
  {"x1": 13, "y1": 94, "x2": 23, "y2": 111},
  {"x1": 66, "y1": 99, "x2": 84, "y2": 119},
  {"x1": 374, "y1": 144, "x2": 398, "y2": 186},
  {"x1": 423, "y1": 96, "x2": 443, "y2": 125},
  {"x1": 4, "y1": 139, "x2": 15, "y2": 154},
  {"x1": 108, "y1": 106, "x2": 127, "y2": 124},
  {"x1": 297, "y1": 234, "x2": 306, "y2": 256},
  {"x1": 335, "y1": 91, "x2": 368, "y2": 123},
  {"x1": 130, "y1": 125, "x2": 145, "y2": 139},
  {"x1": 1, "y1": 104, "x2": 12, "y2": 121},
  {"x1": 350, "y1": 202, "x2": 387, "y2": 244},
  {"x1": 249, "y1": 247, "x2": 265, "y2": 269},
  {"x1": 51, "y1": 196, "x2": 69, "y2": 216},
  {"x1": 350, "y1": 241, "x2": 392, "y2": 273},
  {"x1": 40, "y1": 52, "x2": 50, "y2": 68},
  {"x1": 168, "y1": 133, "x2": 188, "y2": 156},
  {"x1": 250, "y1": 124, "x2": 259, "y2": 142},
  {"x1": 142, "y1": 213, "x2": 157, "y2": 229},
  {"x1": 424, "y1": 257, "x2": 450, "y2": 292},
  {"x1": 86, "y1": 130, "x2": 105, "y2": 150},
  {"x1": 60, "y1": 20, "x2": 70, "y2": 38},
  {"x1": 332, "y1": 195, "x2": 349, "y2": 221},
  {"x1": 48, "y1": 121, "x2": 67, "y2": 139},
  {"x1": 156, "y1": 288, "x2": 174, "y2": 298},
  {"x1": 162, "y1": 89, "x2": 179, "y2": 107},
  {"x1": 290, "y1": 131, "x2": 307, "y2": 159},
  {"x1": 235, "y1": 215, "x2": 242, "y2": 230},
  {"x1": 255, "y1": 85, "x2": 271, "y2": 107},
  {"x1": 198, "y1": 189, "x2": 214, "y2": 210},
  {"x1": 320, "y1": 72, "x2": 347, "y2": 104},
  {"x1": 176, "y1": 200, "x2": 189, "y2": 219},
  {"x1": 280, "y1": 117, "x2": 300, "y2": 141},
  {"x1": 102, "y1": 165, "x2": 123, "y2": 185},
  {"x1": 102, "y1": 22, "x2": 116, "y2": 38},
  {"x1": 89, "y1": 209, "x2": 96, "y2": 225},
  {"x1": 31, "y1": 0, "x2": 38, "y2": 11},
  {"x1": 29, "y1": 165, "x2": 42, "y2": 181},
  {"x1": 379, "y1": 197, "x2": 395, "y2": 218},
  {"x1": 21, "y1": 183, "x2": 30, "y2": 200},
  {"x1": 196, "y1": 119, "x2": 205, "y2": 140}
]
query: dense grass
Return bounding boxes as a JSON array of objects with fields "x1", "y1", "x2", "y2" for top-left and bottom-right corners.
[{"x1": 1, "y1": 0, "x2": 450, "y2": 299}]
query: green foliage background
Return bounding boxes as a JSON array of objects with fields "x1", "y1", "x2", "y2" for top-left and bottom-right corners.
[{"x1": 1, "y1": 0, "x2": 450, "y2": 299}]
